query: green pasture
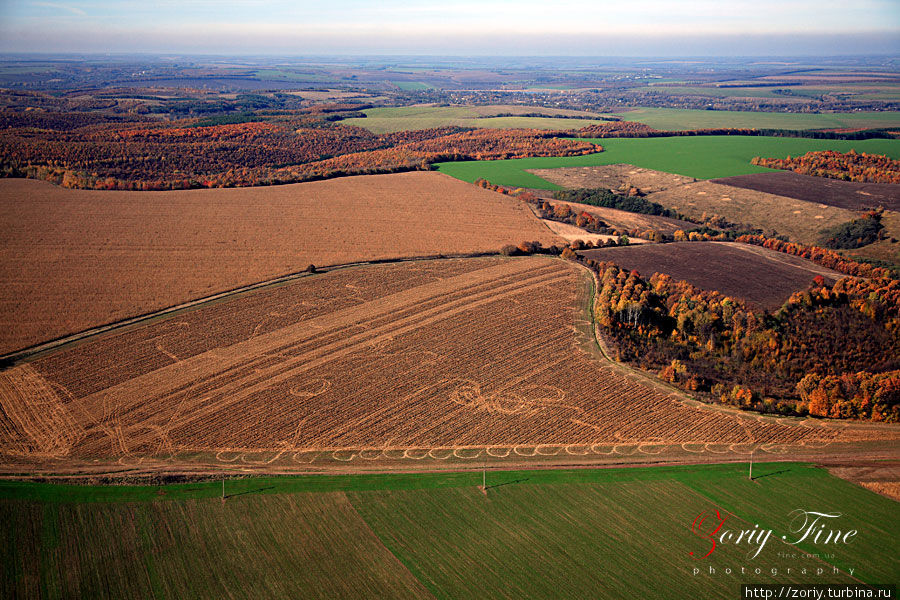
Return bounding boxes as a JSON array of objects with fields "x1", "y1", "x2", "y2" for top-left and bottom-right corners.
[
  {"x1": 342, "y1": 105, "x2": 609, "y2": 133},
  {"x1": 609, "y1": 107, "x2": 900, "y2": 131},
  {"x1": 436, "y1": 135, "x2": 900, "y2": 188},
  {"x1": 1, "y1": 462, "x2": 896, "y2": 599},
  {"x1": 640, "y1": 86, "x2": 789, "y2": 99},
  {"x1": 392, "y1": 81, "x2": 433, "y2": 91}
]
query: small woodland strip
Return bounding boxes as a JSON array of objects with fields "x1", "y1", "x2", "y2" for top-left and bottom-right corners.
[
  {"x1": 0, "y1": 113, "x2": 599, "y2": 190},
  {"x1": 751, "y1": 150, "x2": 900, "y2": 184},
  {"x1": 568, "y1": 238, "x2": 900, "y2": 422}
]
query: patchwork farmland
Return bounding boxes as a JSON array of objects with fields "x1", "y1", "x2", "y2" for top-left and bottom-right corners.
[
  {"x1": 531, "y1": 164, "x2": 882, "y2": 248},
  {"x1": 437, "y1": 136, "x2": 900, "y2": 187},
  {"x1": 2, "y1": 463, "x2": 896, "y2": 599},
  {"x1": 712, "y1": 171, "x2": 900, "y2": 211},
  {"x1": 342, "y1": 104, "x2": 613, "y2": 133},
  {"x1": 1, "y1": 47, "x2": 899, "y2": 600},
  {"x1": 0, "y1": 172, "x2": 558, "y2": 355},
  {"x1": 581, "y1": 242, "x2": 843, "y2": 310},
  {"x1": 1, "y1": 256, "x2": 893, "y2": 474}
]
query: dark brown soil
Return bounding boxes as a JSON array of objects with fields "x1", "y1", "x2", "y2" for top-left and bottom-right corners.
[
  {"x1": 713, "y1": 171, "x2": 900, "y2": 211},
  {"x1": 581, "y1": 241, "x2": 842, "y2": 310}
]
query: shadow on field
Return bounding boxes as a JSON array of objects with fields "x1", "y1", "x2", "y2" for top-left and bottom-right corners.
[
  {"x1": 485, "y1": 477, "x2": 529, "y2": 491},
  {"x1": 751, "y1": 468, "x2": 792, "y2": 482},
  {"x1": 225, "y1": 485, "x2": 275, "y2": 499}
]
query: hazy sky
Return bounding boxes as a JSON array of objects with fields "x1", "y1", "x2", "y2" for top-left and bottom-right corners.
[{"x1": 0, "y1": 0, "x2": 898, "y2": 55}]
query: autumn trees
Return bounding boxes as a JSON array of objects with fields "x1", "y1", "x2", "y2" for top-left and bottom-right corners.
[
  {"x1": 0, "y1": 117, "x2": 600, "y2": 190},
  {"x1": 818, "y1": 211, "x2": 885, "y2": 249},
  {"x1": 551, "y1": 187, "x2": 680, "y2": 219},
  {"x1": 751, "y1": 149, "x2": 900, "y2": 184},
  {"x1": 571, "y1": 252, "x2": 900, "y2": 422},
  {"x1": 735, "y1": 234, "x2": 892, "y2": 278},
  {"x1": 572, "y1": 121, "x2": 659, "y2": 138}
]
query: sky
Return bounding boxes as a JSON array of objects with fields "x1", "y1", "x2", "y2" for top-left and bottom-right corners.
[{"x1": 0, "y1": 0, "x2": 898, "y2": 56}]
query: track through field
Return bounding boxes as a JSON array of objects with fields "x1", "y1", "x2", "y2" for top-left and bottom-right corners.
[{"x1": 0, "y1": 256, "x2": 895, "y2": 474}]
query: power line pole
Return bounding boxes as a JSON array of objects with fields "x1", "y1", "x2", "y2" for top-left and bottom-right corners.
[
  {"x1": 483, "y1": 463, "x2": 486, "y2": 493},
  {"x1": 749, "y1": 449, "x2": 753, "y2": 481},
  {"x1": 222, "y1": 476, "x2": 225, "y2": 502}
]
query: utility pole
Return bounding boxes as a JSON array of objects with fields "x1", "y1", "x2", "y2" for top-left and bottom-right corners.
[
  {"x1": 222, "y1": 476, "x2": 225, "y2": 502},
  {"x1": 749, "y1": 449, "x2": 753, "y2": 481},
  {"x1": 483, "y1": 463, "x2": 486, "y2": 492}
]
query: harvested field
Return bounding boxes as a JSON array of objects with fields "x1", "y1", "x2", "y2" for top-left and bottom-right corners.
[
  {"x1": 532, "y1": 165, "x2": 857, "y2": 244},
  {"x1": 859, "y1": 481, "x2": 900, "y2": 502},
  {"x1": 581, "y1": 242, "x2": 842, "y2": 309},
  {"x1": 530, "y1": 164, "x2": 696, "y2": 195},
  {"x1": 645, "y1": 180, "x2": 856, "y2": 245},
  {"x1": 844, "y1": 210, "x2": 900, "y2": 266},
  {"x1": 525, "y1": 164, "x2": 900, "y2": 268},
  {"x1": 0, "y1": 172, "x2": 559, "y2": 354},
  {"x1": 519, "y1": 184, "x2": 694, "y2": 235},
  {"x1": 827, "y1": 461, "x2": 900, "y2": 503},
  {"x1": 0, "y1": 256, "x2": 888, "y2": 473},
  {"x1": 713, "y1": 171, "x2": 900, "y2": 211},
  {"x1": 539, "y1": 220, "x2": 646, "y2": 245},
  {"x1": 552, "y1": 199, "x2": 696, "y2": 235}
]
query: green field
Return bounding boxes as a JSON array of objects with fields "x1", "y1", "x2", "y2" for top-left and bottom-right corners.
[
  {"x1": 2, "y1": 463, "x2": 896, "y2": 599},
  {"x1": 392, "y1": 81, "x2": 433, "y2": 91},
  {"x1": 639, "y1": 86, "x2": 790, "y2": 99},
  {"x1": 345, "y1": 105, "x2": 900, "y2": 134},
  {"x1": 252, "y1": 69, "x2": 338, "y2": 83},
  {"x1": 637, "y1": 85, "x2": 900, "y2": 104},
  {"x1": 436, "y1": 135, "x2": 900, "y2": 188},
  {"x1": 610, "y1": 107, "x2": 900, "y2": 131},
  {"x1": 343, "y1": 105, "x2": 610, "y2": 133}
]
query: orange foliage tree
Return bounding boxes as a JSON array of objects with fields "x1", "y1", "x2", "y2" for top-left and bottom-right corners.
[
  {"x1": 572, "y1": 253, "x2": 900, "y2": 421},
  {"x1": 751, "y1": 149, "x2": 900, "y2": 184}
]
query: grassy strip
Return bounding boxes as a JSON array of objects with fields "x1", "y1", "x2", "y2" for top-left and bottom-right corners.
[
  {"x1": 348, "y1": 463, "x2": 896, "y2": 598},
  {"x1": 343, "y1": 105, "x2": 611, "y2": 133},
  {"x1": 4, "y1": 463, "x2": 896, "y2": 598},
  {"x1": 0, "y1": 462, "x2": 819, "y2": 503},
  {"x1": 436, "y1": 135, "x2": 900, "y2": 186},
  {"x1": 610, "y1": 108, "x2": 900, "y2": 131}
]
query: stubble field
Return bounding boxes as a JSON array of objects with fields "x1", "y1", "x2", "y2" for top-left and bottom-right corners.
[
  {"x1": 0, "y1": 172, "x2": 558, "y2": 355},
  {"x1": 535, "y1": 165, "x2": 859, "y2": 245},
  {"x1": 581, "y1": 242, "x2": 843, "y2": 310},
  {"x1": 0, "y1": 256, "x2": 891, "y2": 474},
  {"x1": 712, "y1": 171, "x2": 900, "y2": 211}
]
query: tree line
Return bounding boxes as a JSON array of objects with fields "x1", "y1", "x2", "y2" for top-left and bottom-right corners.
[
  {"x1": 0, "y1": 116, "x2": 599, "y2": 190},
  {"x1": 751, "y1": 149, "x2": 900, "y2": 184},
  {"x1": 576, "y1": 253, "x2": 899, "y2": 421}
]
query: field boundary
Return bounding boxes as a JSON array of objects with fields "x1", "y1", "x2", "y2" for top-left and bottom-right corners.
[
  {"x1": 0, "y1": 461, "x2": 825, "y2": 502},
  {"x1": 573, "y1": 260, "x2": 705, "y2": 404},
  {"x1": 0, "y1": 251, "x2": 504, "y2": 368},
  {"x1": 567, "y1": 258, "x2": 861, "y2": 426}
]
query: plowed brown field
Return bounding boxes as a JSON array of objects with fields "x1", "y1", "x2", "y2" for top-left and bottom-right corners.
[
  {"x1": 581, "y1": 241, "x2": 843, "y2": 309},
  {"x1": 0, "y1": 172, "x2": 560, "y2": 355},
  {"x1": 713, "y1": 171, "x2": 900, "y2": 212},
  {"x1": 1, "y1": 256, "x2": 889, "y2": 473}
]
